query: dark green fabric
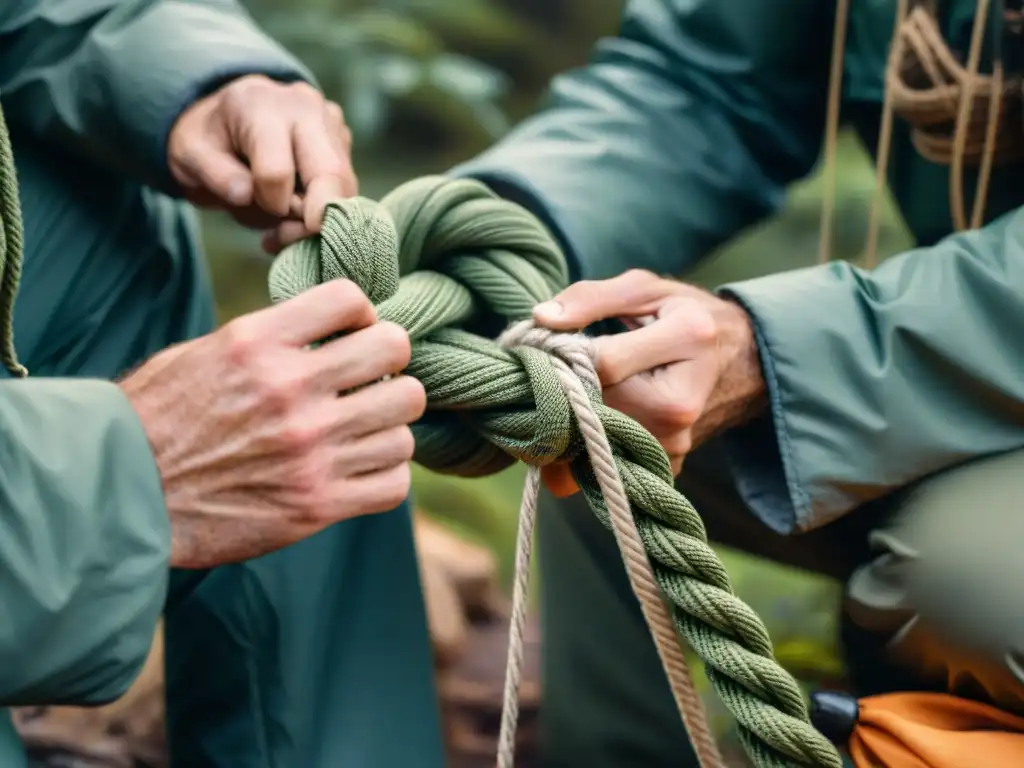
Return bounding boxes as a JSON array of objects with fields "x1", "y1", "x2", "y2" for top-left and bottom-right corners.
[
  {"x1": 723, "y1": 209, "x2": 1024, "y2": 531},
  {"x1": 0, "y1": 134, "x2": 212, "y2": 766},
  {"x1": 455, "y1": 0, "x2": 1024, "y2": 532},
  {"x1": 0, "y1": 0, "x2": 315, "y2": 193},
  {"x1": 165, "y1": 506, "x2": 442, "y2": 768},
  {"x1": 0, "y1": 4, "x2": 444, "y2": 764},
  {"x1": 454, "y1": 1, "x2": 1024, "y2": 762},
  {"x1": 0, "y1": 3, "x2": 446, "y2": 766},
  {"x1": 1, "y1": 132, "x2": 446, "y2": 768},
  {"x1": 452, "y1": 0, "x2": 833, "y2": 282}
]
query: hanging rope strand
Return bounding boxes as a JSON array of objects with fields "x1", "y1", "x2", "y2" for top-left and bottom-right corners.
[
  {"x1": 0, "y1": 103, "x2": 27, "y2": 377},
  {"x1": 495, "y1": 322, "x2": 725, "y2": 768}
]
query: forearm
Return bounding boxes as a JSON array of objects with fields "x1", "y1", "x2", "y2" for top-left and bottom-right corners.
[
  {"x1": 0, "y1": 379, "x2": 169, "y2": 706},
  {"x1": 0, "y1": 0, "x2": 313, "y2": 191},
  {"x1": 453, "y1": 0, "x2": 830, "y2": 281},
  {"x1": 718, "y1": 206, "x2": 1024, "y2": 533}
]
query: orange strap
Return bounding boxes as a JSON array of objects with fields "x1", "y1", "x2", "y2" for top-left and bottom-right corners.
[{"x1": 850, "y1": 692, "x2": 1024, "y2": 767}]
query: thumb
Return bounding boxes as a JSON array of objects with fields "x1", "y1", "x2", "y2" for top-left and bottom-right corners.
[{"x1": 533, "y1": 270, "x2": 671, "y2": 330}]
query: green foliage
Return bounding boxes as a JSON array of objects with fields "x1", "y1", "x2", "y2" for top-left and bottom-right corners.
[{"x1": 245, "y1": 0, "x2": 532, "y2": 149}]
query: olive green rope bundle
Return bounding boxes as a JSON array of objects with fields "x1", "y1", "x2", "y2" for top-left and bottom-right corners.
[{"x1": 270, "y1": 175, "x2": 844, "y2": 768}]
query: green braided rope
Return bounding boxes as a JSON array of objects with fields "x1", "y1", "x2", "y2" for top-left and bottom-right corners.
[
  {"x1": 0, "y1": 104, "x2": 27, "y2": 377},
  {"x1": 270, "y1": 175, "x2": 844, "y2": 768}
]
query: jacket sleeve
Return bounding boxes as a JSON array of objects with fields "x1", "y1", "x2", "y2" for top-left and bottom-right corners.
[
  {"x1": 451, "y1": 0, "x2": 832, "y2": 280},
  {"x1": 0, "y1": 0, "x2": 314, "y2": 192},
  {"x1": 0, "y1": 379, "x2": 169, "y2": 707},
  {"x1": 719, "y1": 207, "x2": 1024, "y2": 534}
]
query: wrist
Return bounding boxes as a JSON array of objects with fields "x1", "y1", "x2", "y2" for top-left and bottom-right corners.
[{"x1": 693, "y1": 298, "x2": 768, "y2": 444}]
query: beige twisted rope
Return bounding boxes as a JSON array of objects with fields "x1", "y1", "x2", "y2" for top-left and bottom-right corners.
[{"x1": 494, "y1": 320, "x2": 726, "y2": 768}]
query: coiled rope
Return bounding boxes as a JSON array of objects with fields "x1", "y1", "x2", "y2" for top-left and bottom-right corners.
[{"x1": 269, "y1": 175, "x2": 843, "y2": 768}]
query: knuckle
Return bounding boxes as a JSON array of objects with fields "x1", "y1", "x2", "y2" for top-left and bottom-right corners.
[
  {"x1": 385, "y1": 464, "x2": 412, "y2": 505},
  {"x1": 259, "y1": 372, "x2": 307, "y2": 415},
  {"x1": 396, "y1": 426, "x2": 416, "y2": 460},
  {"x1": 374, "y1": 322, "x2": 412, "y2": 367},
  {"x1": 220, "y1": 319, "x2": 262, "y2": 366},
  {"x1": 277, "y1": 417, "x2": 323, "y2": 456},
  {"x1": 223, "y1": 75, "x2": 268, "y2": 105},
  {"x1": 397, "y1": 377, "x2": 427, "y2": 419},
  {"x1": 554, "y1": 280, "x2": 595, "y2": 309},
  {"x1": 686, "y1": 311, "x2": 718, "y2": 346},
  {"x1": 564, "y1": 279, "x2": 596, "y2": 296},
  {"x1": 660, "y1": 400, "x2": 701, "y2": 431},
  {"x1": 289, "y1": 80, "x2": 323, "y2": 103},
  {"x1": 253, "y1": 164, "x2": 292, "y2": 187},
  {"x1": 621, "y1": 268, "x2": 658, "y2": 285},
  {"x1": 326, "y1": 101, "x2": 345, "y2": 121},
  {"x1": 327, "y1": 278, "x2": 372, "y2": 311}
]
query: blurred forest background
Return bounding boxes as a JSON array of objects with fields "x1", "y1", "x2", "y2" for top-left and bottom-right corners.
[{"x1": 204, "y1": 0, "x2": 914, "y2": 754}]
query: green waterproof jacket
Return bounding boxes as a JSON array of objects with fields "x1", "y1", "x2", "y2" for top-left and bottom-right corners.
[
  {"x1": 456, "y1": 0, "x2": 1024, "y2": 535},
  {"x1": 0, "y1": 0, "x2": 310, "y2": 708}
]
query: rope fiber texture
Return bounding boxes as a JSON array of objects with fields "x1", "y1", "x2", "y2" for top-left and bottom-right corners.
[
  {"x1": 0, "y1": 104, "x2": 27, "y2": 378},
  {"x1": 268, "y1": 175, "x2": 843, "y2": 768},
  {"x1": 495, "y1": 321, "x2": 723, "y2": 768}
]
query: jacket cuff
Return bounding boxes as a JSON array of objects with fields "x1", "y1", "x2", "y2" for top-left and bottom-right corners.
[{"x1": 718, "y1": 263, "x2": 868, "y2": 533}]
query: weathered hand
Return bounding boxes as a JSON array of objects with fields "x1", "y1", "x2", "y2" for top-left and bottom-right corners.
[
  {"x1": 120, "y1": 279, "x2": 425, "y2": 569},
  {"x1": 167, "y1": 75, "x2": 356, "y2": 248},
  {"x1": 532, "y1": 270, "x2": 767, "y2": 496}
]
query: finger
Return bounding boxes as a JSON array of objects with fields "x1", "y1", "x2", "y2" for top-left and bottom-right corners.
[
  {"x1": 173, "y1": 136, "x2": 254, "y2": 208},
  {"x1": 294, "y1": 109, "x2": 357, "y2": 232},
  {"x1": 336, "y1": 462, "x2": 412, "y2": 519},
  {"x1": 604, "y1": 363, "x2": 714, "y2": 440},
  {"x1": 660, "y1": 431, "x2": 692, "y2": 458},
  {"x1": 242, "y1": 278, "x2": 376, "y2": 346},
  {"x1": 262, "y1": 220, "x2": 313, "y2": 254},
  {"x1": 311, "y1": 321, "x2": 412, "y2": 392},
  {"x1": 236, "y1": 113, "x2": 296, "y2": 217},
  {"x1": 541, "y1": 464, "x2": 580, "y2": 498},
  {"x1": 669, "y1": 454, "x2": 684, "y2": 476},
  {"x1": 660, "y1": 432, "x2": 691, "y2": 476},
  {"x1": 532, "y1": 269, "x2": 674, "y2": 330},
  {"x1": 334, "y1": 425, "x2": 416, "y2": 476},
  {"x1": 596, "y1": 297, "x2": 719, "y2": 386},
  {"x1": 592, "y1": 319, "x2": 686, "y2": 387},
  {"x1": 333, "y1": 375, "x2": 427, "y2": 438},
  {"x1": 229, "y1": 205, "x2": 293, "y2": 231}
]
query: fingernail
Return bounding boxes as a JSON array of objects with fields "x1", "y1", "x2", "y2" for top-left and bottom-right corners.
[
  {"x1": 226, "y1": 179, "x2": 250, "y2": 206},
  {"x1": 533, "y1": 301, "x2": 563, "y2": 320}
]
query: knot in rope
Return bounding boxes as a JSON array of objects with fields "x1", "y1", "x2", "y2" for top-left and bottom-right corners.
[
  {"x1": 269, "y1": 176, "x2": 844, "y2": 768},
  {"x1": 498, "y1": 319, "x2": 600, "y2": 393},
  {"x1": 270, "y1": 175, "x2": 587, "y2": 476}
]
